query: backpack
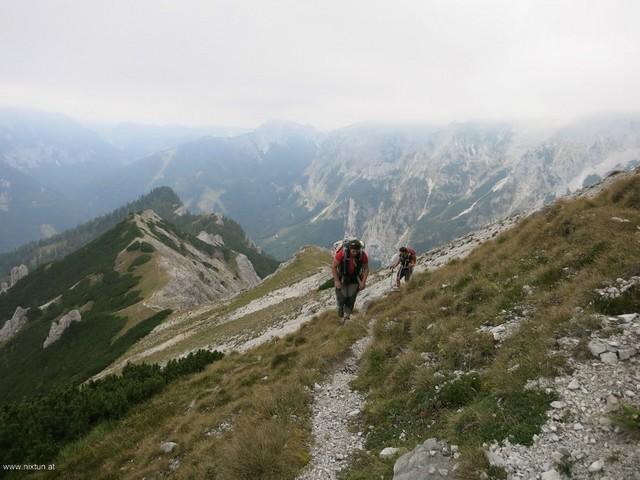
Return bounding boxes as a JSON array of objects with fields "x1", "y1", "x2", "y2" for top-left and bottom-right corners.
[
  {"x1": 335, "y1": 238, "x2": 365, "y2": 282},
  {"x1": 400, "y1": 247, "x2": 416, "y2": 269}
]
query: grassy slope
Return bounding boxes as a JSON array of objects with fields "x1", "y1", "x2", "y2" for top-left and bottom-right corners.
[
  {"x1": 344, "y1": 173, "x2": 640, "y2": 478},
  {"x1": 109, "y1": 246, "x2": 331, "y2": 367},
  {"x1": 0, "y1": 218, "x2": 179, "y2": 405},
  {"x1": 23, "y1": 173, "x2": 640, "y2": 479}
]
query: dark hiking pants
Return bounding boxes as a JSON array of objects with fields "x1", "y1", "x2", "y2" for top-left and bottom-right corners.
[
  {"x1": 336, "y1": 283, "x2": 359, "y2": 317},
  {"x1": 398, "y1": 266, "x2": 413, "y2": 282}
]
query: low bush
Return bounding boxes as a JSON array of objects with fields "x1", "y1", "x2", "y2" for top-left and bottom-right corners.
[{"x1": 0, "y1": 349, "x2": 223, "y2": 466}]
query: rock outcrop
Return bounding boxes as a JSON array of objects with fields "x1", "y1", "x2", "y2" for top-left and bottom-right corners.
[
  {"x1": 43, "y1": 309, "x2": 82, "y2": 348},
  {"x1": 0, "y1": 306, "x2": 29, "y2": 344},
  {"x1": 10, "y1": 264, "x2": 29, "y2": 287},
  {"x1": 128, "y1": 210, "x2": 262, "y2": 311},
  {"x1": 196, "y1": 231, "x2": 224, "y2": 246}
]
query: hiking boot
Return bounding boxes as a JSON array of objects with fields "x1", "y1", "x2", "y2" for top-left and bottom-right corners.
[{"x1": 338, "y1": 306, "x2": 344, "y2": 318}]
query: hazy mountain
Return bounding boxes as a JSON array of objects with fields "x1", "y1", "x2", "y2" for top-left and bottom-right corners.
[
  {"x1": 265, "y1": 117, "x2": 640, "y2": 260},
  {"x1": 0, "y1": 109, "x2": 250, "y2": 251},
  {"x1": 90, "y1": 122, "x2": 249, "y2": 163},
  {"x1": 94, "y1": 120, "x2": 321, "y2": 239},
  {"x1": 3, "y1": 110, "x2": 640, "y2": 263}
]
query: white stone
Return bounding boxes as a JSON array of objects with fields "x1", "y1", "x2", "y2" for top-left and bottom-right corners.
[
  {"x1": 618, "y1": 348, "x2": 638, "y2": 361},
  {"x1": 588, "y1": 459, "x2": 604, "y2": 472},
  {"x1": 617, "y1": 313, "x2": 639, "y2": 323},
  {"x1": 600, "y1": 352, "x2": 618, "y2": 364},
  {"x1": 541, "y1": 469, "x2": 562, "y2": 480},
  {"x1": 588, "y1": 339, "x2": 607, "y2": 357},
  {"x1": 160, "y1": 441, "x2": 177, "y2": 453},
  {"x1": 379, "y1": 447, "x2": 400, "y2": 459},
  {"x1": 550, "y1": 401, "x2": 566, "y2": 409},
  {"x1": 567, "y1": 379, "x2": 580, "y2": 390}
]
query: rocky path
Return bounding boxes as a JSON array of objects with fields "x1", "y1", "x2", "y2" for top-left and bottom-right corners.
[{"x1": 297, "y1": 333, "x2": 371, "y2": 480}]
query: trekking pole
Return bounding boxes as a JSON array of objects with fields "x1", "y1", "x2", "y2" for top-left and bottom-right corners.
[{"x1": 390, "y1": 268, "x2": 396, "y2": 290}]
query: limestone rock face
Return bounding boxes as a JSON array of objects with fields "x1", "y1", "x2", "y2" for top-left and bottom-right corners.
[
  {"x1": 126, "y1": 211, "x2": 263, "y2": 312},
  {"x1": 235, "y1": 253, "x2": 261, "y2": 287},
  {"x1": 43, "y1": 309, "x2": 82, "y2": 348},
  {"x1": 0, "y1": 306, "x2": 29, "y2": 344},
  {"x1": 10, "y1": 265, "x2": 28, "y2": 287},
  {"x1": 196, "y1": 231, "x2": 224, "y2": 246}
]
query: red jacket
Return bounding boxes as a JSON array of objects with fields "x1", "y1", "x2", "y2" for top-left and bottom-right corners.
[{"x1": 335, "y1": 249, "x2": 368, "y2": 276}]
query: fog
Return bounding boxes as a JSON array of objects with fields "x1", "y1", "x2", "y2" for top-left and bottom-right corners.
[{"x1": 1, "y1": 0, "x2": 639, "y2": 129}]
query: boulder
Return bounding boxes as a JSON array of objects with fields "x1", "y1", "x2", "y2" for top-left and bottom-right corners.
[
  {"x1": 160, "y1": 441, "x2": 177, "y2": 454},
  {"x1": 599, "y1": 352, "x2": 618, "y2": 365},
  {"x1": 394, "y1": 438, "x2": 455, "y2": 480},
  {"x1": 588, "y1": 339, "x2": 607, "y2": 357},
  {"x1": 380, "y1": 447, "x2": 400, "y2": 459}
]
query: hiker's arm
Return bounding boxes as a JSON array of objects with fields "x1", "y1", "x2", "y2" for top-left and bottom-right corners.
[
  {"x1": 332, "y1": 259, "x2": 342, "y2": 289},
  {"x1": 359, "y1": 265, "x2": 369, "y2": 289}
]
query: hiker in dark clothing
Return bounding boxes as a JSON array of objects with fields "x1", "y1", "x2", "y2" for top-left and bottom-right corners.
[
  {"x1": 332, "y1": 239, "x2": 369, "y2": 321},
  {"x1": 390, "y1": 246, "x2": 416, "y2": 288}
]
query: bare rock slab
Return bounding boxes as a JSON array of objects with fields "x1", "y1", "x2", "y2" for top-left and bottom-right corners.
[{"x1": 394, "y1": 438, "x2": 455, "y2": 480}]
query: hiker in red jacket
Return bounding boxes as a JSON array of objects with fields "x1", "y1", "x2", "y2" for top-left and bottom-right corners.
[
  {"x1": 332, "y1": 239, "x2": 369, "y2": 322},
  {"x1": 390, "y1": 246, "x2": 416, "y2": 288}
]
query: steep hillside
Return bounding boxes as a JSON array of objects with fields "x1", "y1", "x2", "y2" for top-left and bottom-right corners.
[
  {"x1": 0, "y1": 185, "x2": 279, "y2": 282},
  {"x1": 27, "y1": 169, "x2": 640, "y2": 480},
  {"x1": 0, "y1": 210, "x2": 267, "y2": 405},
  {"x1": 0, "y1": 186, "x2": 182, "y2": 278}
]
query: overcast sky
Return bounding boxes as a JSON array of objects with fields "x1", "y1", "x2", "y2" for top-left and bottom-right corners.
[{"x1": 1, "y1": 0, "x2": 639, "y2": 129}]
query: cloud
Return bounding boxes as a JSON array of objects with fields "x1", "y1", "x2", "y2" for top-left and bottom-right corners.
[{"x1": 1, "y1": 0, "x2": 639, "y2": 128}]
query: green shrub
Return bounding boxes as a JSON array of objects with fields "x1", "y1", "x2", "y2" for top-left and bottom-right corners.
[
  {"x1": 453, "y1": 391, "x2": 553, "y2": 445},
  {"x1": 593, "y1": 285, "x2": 640, "y2": 315},
  {"x1": 126, "y1": 241, "x2": 141, "y2": 252},
  {"x1": 318, "y1": 277, "x2": 335, "y2": 290},
  {"x1": 139, "y1": 242, "x2": 155, "y2": 253},
  {"x1": 0, "y1": 349, "x2": 223, "y2": 466},
  {"x1": 436, "y1": 373, "x2": 482, "y2": 408}
]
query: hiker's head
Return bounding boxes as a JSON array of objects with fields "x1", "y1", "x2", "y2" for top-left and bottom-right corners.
[
  {"x1": 399, "y1": 247, "x2": 407, "y2": 254},
  {"x1": 348, "y1": 240, "x2": 361, "y2": 254}
]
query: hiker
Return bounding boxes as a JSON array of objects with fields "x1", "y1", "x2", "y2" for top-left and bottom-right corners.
[
  {"x1": 390, "y1": 246, "x2": 416, "y2": 288},
  {"x1": 332, "y1": 239, "x2": 369, "y2": 321}
]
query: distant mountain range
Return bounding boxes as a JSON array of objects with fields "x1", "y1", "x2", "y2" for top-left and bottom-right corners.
[
  {"x1": 2, "y1": 108, "x2": 639, "y2": 261},
  {"x1": 0, "y1": 108, "x2": 248, "y2": 252}
]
